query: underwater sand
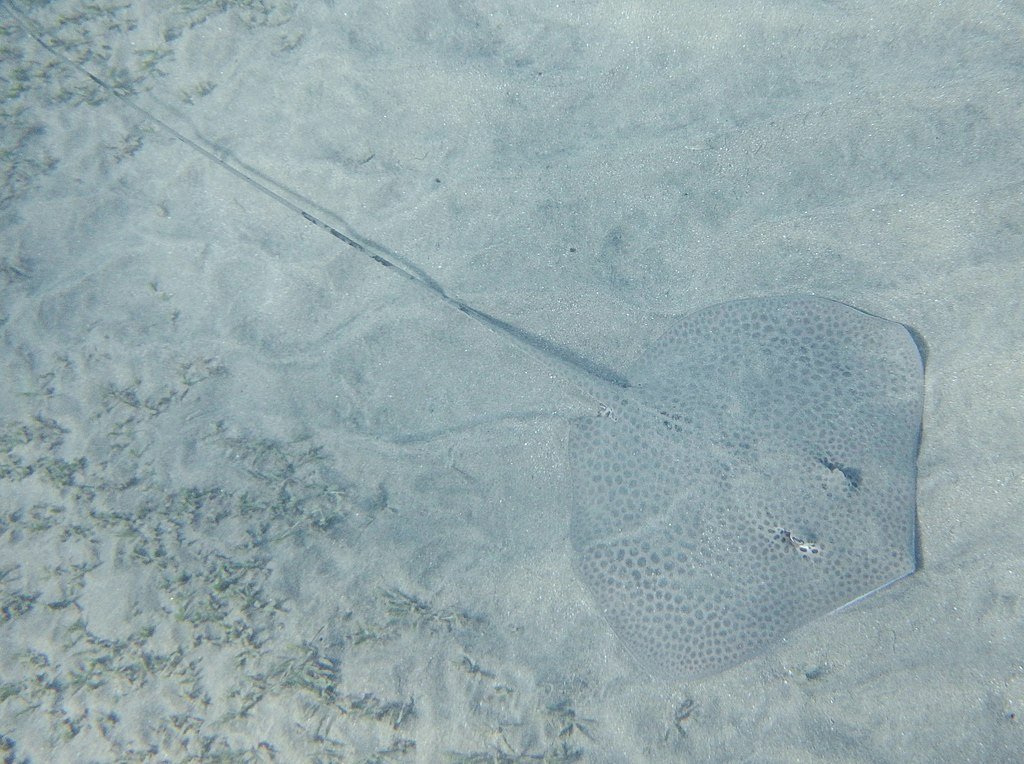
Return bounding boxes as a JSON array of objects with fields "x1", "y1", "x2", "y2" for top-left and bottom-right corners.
[{"x1": 1, "y1": 1, "x2": 1022, "y2": 761}]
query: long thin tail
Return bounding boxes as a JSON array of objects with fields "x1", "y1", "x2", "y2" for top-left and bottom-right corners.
[{"x1": 4, "y1": 1, "x2": 629, "y2": 399}]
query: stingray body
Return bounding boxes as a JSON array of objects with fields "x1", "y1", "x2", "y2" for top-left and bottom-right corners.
[
  {"x1": 569, "y1": 296, "x2": 922, "y2": 679},
  {"x1": 7, "y1": 5, "x2": 924, "y2": 681}
]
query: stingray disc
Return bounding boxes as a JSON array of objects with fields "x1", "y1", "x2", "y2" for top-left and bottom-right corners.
[{"x1": 569, "y1": 295, "x2": 923, "y2": 680}]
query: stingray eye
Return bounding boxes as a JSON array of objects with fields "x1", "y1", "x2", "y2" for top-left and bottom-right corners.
[
  {"x1": 775, "y1": 528, "x2": 822, "y2": 558},
  {"x1": 795, "y1": 541, "x2": 823, "y2": 559}
]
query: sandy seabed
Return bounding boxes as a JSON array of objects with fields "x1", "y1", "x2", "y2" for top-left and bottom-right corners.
[{"x1": 1, "y1": 1, "x2": 1023, "y2": 762}]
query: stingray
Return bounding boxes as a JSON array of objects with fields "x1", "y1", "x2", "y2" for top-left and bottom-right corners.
[
  {"x1": 10, "y1": 6, "x2": 924, "y2": 680},
  {"x1": 569, "y1": 296, "x2": 922, "y2": 679}
]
